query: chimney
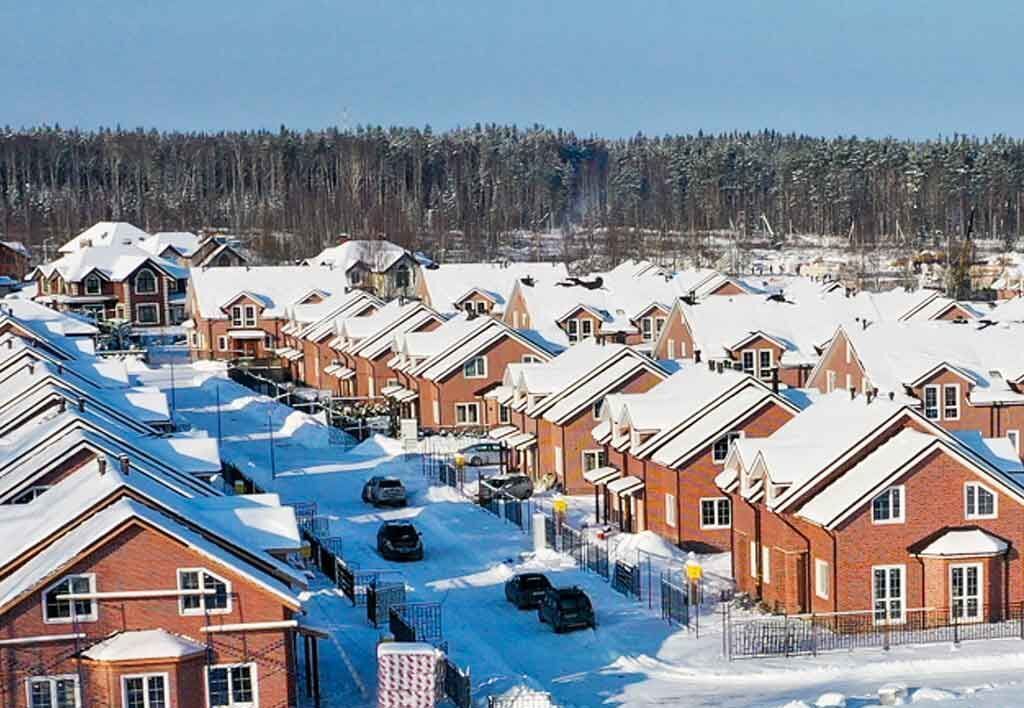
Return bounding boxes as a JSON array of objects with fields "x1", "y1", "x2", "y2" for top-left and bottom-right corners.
[
  {"x1": 888, "y1": 391, "x2": 895, "y2": 401},
  {"x1": 771, "y1": 366, "x2": 779, "y2": 394},
  {"x1": 58, "y1": 398, "x2": 66, "y2": 413},
  {"x1": 78, "y1": 397, "x2": 86, "y2": 412},
  {"x1": 97, "y1": 457, "x2": 107, "y2": 476},
  {"x1": 866, "y1": 388, "x2": 875, "y2": 404},
  {"x1": 707, "y1": 359, "x2": 715, "y2": 372},
  {"x1": 694, "y1": 349, "x2": 701, "y2": 364},
  {"x1": 26, "y1": 362, "x2": 34, "y2": 376},
  {"x1": 119, "y1": 455, "x2": 130, "y2": 476},
  {"x1": 716, "y1": 361, "x2": 725, "y2": 374},
  {"x1": 5, "y1": 338, "x2": 10, "y2": 349}
]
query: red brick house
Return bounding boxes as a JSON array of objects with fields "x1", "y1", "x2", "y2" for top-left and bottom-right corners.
[
  {"x1": 0, "y1": 241, "x2": 30, "y2": 280},
  {"x1": 587, "y1": 366, "x2": 801, "y2": 549},
  {"x1": 807, "y1": 320, "x2": 1024, "y2": 447},
  {"x1": 717, "y1": 391, "x2": 1024, "y2": 619},
  {"x1": 327, "y1": 300, "x2": 445, "y2": 398},
  {"x1": 33, "y1": 246, "x2": 189, "y2": 329},
  {"x1": 388, "y1": 315, "x2": 561, "y2": 430}
]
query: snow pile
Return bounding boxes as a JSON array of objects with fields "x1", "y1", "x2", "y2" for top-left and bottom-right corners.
[
  {"x1": 610, "y1": 530, "x2": 683, "y2": 564},
  {"x1": 911, "y1": 687, "x2": 957, "y2": 703},
  {"x1": 814, "y1": 693, "x2": 846, "y2": 708},
  {"x1": 487, "y1": 686, "x2": 557, "y2": 707},
  {"x1": 780, "y1": 702, "x2": 812, "y2": 708},
  {"x1": 349, "y1": 434, "x2": 405, "y2": 459},
  {"x1": 191, "y1": 359, "x2": 229, "y2": 372},
  {"x1": 279, "y1": 409, "x2": 328, "y2": 446}
]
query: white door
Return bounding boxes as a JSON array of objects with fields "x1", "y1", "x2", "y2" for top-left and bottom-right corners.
[
  {"x1": 951, "y1": 563, "x2": 982, "y2": 622},
  {"x1": 872, "y1": 565, "x2": 905, "y2": 624}
]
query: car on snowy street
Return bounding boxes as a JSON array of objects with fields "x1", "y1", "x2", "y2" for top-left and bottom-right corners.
[
  {"x1": 477, "y1": 473, "x2": 534, "y2": 503},
  {"x1": 376, "y1": 520, "x2": 424, "y2": 561},
  {"x1": 538, "y1": 586, "x2": 594, "y2": 633},
  {"x1": 362, "y1": 476, "x2": 407, "y2": 507},
  {"x1": 458, "y1": 442, "x2": 504, "y2": 466},
  {"x1": 504, "y1": 572, "x2": 554, "y2": 609}
]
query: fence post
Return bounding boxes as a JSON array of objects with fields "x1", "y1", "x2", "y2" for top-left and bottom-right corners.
[
  {"x1": 783, "y1": 613, "x2": 790, "y2": 658},
  {"x1": 721, "y1": 596, "x2": 728, "y2": 659},
  {"x1": 811, "y1": 612, "x2": 817, "y2": 656},
  {"x1": 883, "y1": 618, "x2": 890, "y2": 652},
  {"x1": 953, "y1": 607, "x2": 960, "y2": 646}
]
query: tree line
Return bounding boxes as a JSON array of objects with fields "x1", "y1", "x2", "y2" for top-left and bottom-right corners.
[{"x1": 2, "y1": 125, "x2": 1021, "y2": 263}]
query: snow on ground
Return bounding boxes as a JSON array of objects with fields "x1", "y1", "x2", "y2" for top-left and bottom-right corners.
[{"x1": 135, "y1": 360, "x2": 1024, "y2": 707}]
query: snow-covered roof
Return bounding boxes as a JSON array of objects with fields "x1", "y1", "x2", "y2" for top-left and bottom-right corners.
[
  {"x1": 36, "y1": 244, "x2": 187, "y2": 283},
  {"x1": 139, "y1": 231, "x2": 201, "y2": 258},
  {"x1": 82, "y1": 629, "x2": 205, "y2": 662},
  {"x1": 304, "y1": 239, "x2": 411, "y2": 273},
  {"x1": 58, "y1": 221, "x2": 150, "y2": 254},
  {"x1": 918, "y1": 529, "x2": 1009, "y2": 557},
  {"x1": 420, "y1": 262, "x2": 569, "y2": 315},
  {"x1": 0, "y1": 241, "x2": 28, "y2": 258},
  {"x1": 290, "y1": 290, "x2": 381, "y2": 342},
  {"x1": 538, "y1": 350, "x2": 667, "y2": 424},
  {"x1": 189, "y1": 266, "x2": 349, "y2": 320}
]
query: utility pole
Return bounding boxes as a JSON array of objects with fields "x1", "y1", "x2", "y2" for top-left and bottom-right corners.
[{"x1": 268, "y1": 411, "x2": 277, "y2": 480}]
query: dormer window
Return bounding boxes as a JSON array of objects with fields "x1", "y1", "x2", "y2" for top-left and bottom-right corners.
[
  {"x1": 231, "y1": 306, "x2": 243, "y2": 327},
  {"x1": 712, "y1": 431, "x2": 744, "y2": 464},
  {"x1": 84, "y1": 275, "x2": 101, "y2": 295},
  {"x1": 395, "y1": 265, "x2": 411, "y2": 289},
  {"x1": 243, "y1": 305, "x2": 257, "y2": 328},
  {"x1": 923, "y1": 383, "x2": 960, "y2": 420}
]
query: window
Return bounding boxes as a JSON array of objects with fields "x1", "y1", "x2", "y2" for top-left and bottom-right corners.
[
  {"x1": 84, "y1": 275, "x2": 101, "y2": 295},
  {"x1": 499, "y1": 405, "x2": 511, "y2": 424},
  {"x1": 395, "y1": 265, "x2": 411, "y2": 289},
  {"x1": 741, "y1": 351, "x2": 755, "y2": 375},
  {"x1": 761, "y1": 546, "x2": 771, "y2": 584},
  {"x1": 217, "y1": 336, "x2": 228, "y2": 352},
  {"x1": 167, "y1": 278, "x2": 179, "y2": 293},
  {"x1": 815, "y1": 559, "x2": 830, "y2": 599},
  {"x1": 582, "y1": 450, "x2": 606, "y2": 472},
  {"x1": 950, "y1": 563, "x2": 983, "y2": 623},
  {"x1": 826, "y1": 370, "x2": 836, "y2": 393},
  {"x1": 43, "y1": 574, "x2": 96, "y2": 623},
  {"x1": 758, "y1": 349, "x2": 773, "y2": 381},
  {"x1": 712, "y1": 431, "x2": 743, "y2": 464},
  {"x1": 965, "y1": 482, "x2": 997, "y2": 519},
  {"x1": 170, "y1": 305, "x2": 186, "y2": 324},
  {"x1": 522, "y1": 355, "x2": 542, "y2": 363},
  {"x1": 475, "y1": 301, "x2": 487, "y2": 315},
  {"x1": 580, "y1": 319, "x2": 594, "y2": 338},
  {"x1": 871, "y1": 486, "x2": 905, "y2": 524},
  {"x1": 134, "y1": 269, "x2": 157, "y2": 294},
  {"x1": 178, "y1": 568, "x2": 230, "y2": 615},
  {"x1": 206, "y1": 664, "x2": 256, "y2": 708},
  {"x1": 665, "y1": 493, "x2": 677, "y2": 527},
  {"x1": 700, "y1": 497, "x2": 731, "y2": 529},
  {"x1": 667, "y1": 339, "x2": 675, "y2": 359},
  {"x1": 923, "y1": 385, "x2": 940, "y2": 420},
  {"x1": 264, "y1": 335, "x2": 274, "y2": 350},
  {"x1": 641, "y1": 317, "x2": 654, "y2": 341},
  {"x1": 655, "y1": 317, "x2": 666, "y2": 337},
  {"x1": 463, "y1": 356, "x2": 487, "y2": 378},
  {"x1": 231, "y1": 306, "x2": 243, "y2": 327},
  {"x1": 12, "y1": 485, "x2": 50, "y2": 504},
  {"x1": 455, "y1": 403, "x2": 480, "y2": 425},
  {"x1": 943, "y1": 384, "x2": 960, "y2": 420},
  {"x1": 122, "y1": 674, "x2": 168, "y2": 708},
  {"x1": 135, "y1": 304, "x2": 159, "y2": 325},
  {"x1": 27, "y1": 676, "x2": 79, "y2": 708},
  {"x1": 749, "y1": 541, "x2": 757, "y2": 578},
  {"x1": 1009, "y1": 430, "x2": 1021, "y2": 456},
  {"x1": 243, "y1": 305, "x2": 256, "y2": 328},
  {"x1": 566, "y1": 319, "x2": 579, "y2": 343},
  {"x1": 872, "y1": 565, "x2": 905, "y2": 625}
]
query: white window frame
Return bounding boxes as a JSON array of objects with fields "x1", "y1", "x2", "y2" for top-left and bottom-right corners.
[
  {"x1": 923, "y1": 384, "x2": 940, "y2": 420},
  {"x1": 522, "y1": 354, "x2": 542, "y2": 363},
  {"x1": 42, "y1": 573, "x2": 97, "y2": 624},
  {"x1": 177, "y1": 567, "x2": 232, "y2": 616},
  {"x1": 872, "y1": 564, "x2": 906, "y2": 625},
  {"x1": 826, "y1": 370, "x2": 836, "y2": 393},
  {"x1": 964, "y1": 481, "x2": 997, "y2": 520},
  {"x1": 950, "y1": 562, "x2": 983, "y2": 623},
  {"x1": 12, "y1": 485, "x2": 51, "y2": 504},
  {"x1": 580, "y1": 318, "x2": 594, "y2": 339},
  {"x1": 218, "y1": 336, "x2": 228, "y2": 352},
  {"x1": 871, "y1": 485, "x2": 905, "y2": 525},
  {"x1": 455, "y1": 402, "x2": 480, "y2": 425},
  {"x1": 566, "y1": 318, "x2": 579, "y2": 343},
  {"x1": 666, "y1": 339, "x2": 675, "y2": 359},
  {"x1": 231, "y1": 306, "x2": 243, "y2": 327},
  {"x1": 741, "y1": 350, "x2": 755, "y2": 376},
  {"x1": 655, "y1": 316, "x2": 666, "y2": 337},
  {"x1": 1009, "y1": 429, "x2": 1021, "y2": 456},
  {"x1": 712, "y1": 431, "x2": 744, "y2": 464},
  {"x1": 26, "y1": 675, "x2": 80, "y2": 708},
  {"x1": 761, "y1": 546, "x2": 771, "y2": 584},
  {"x1": 943, "y1": 383, "x2": 960, "y2": 420},
  {"x1": 699, "y1": 497, "x2": 731, "y2": 529},
  {"x1": 121, "y1": 672, "x2": 169, "y2": 708},
  {"x1": 581, "y1": 449, "x2": 606, "y2": 472},
  {"x1": 134, "y1": 268, "x2": 158, "y2": 295},
  {"x1": 815, "y1": 559, "x2": 830, "y2": 599},
  {"x1": 665, "y1": 493, "x2": 677, "y2": 528},
  {"x1": 205, "y1": 663, "x2": 258, "y2": 708},
  {"x1": 758, "y1": 349, "x2": 774, "y2": 381},
  {"x1": 498, "y1": 405, "x2": 511, "y2": 424},
  {"x1": 640, "y1": 317, "x2": 654, "y2": 341},
  {"x1": 243, "y1": 305, "x2": 257, "y2": 328},
  {"x1": 84, "y1": 274, "x2": 101, "y2": 295},
  {"x1": 463, "y1": 356, "x2": 487, "y2": 379},
  {"x1": 135, "y1": 303, "x2": 159, "y2": 325}
]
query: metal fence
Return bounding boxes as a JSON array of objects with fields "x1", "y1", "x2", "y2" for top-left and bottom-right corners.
[
  {"x1": 660, "y1": 576, "x2": 690, "y2": 627},
  {"x1": 388, "y1": 602, "x2": 446, "y2": 649},
  {"x1": 727, "y1": 603, "x2": 1024, "y2": 659},
  {"x1": 611, "y1": 560, "x2": 642, "y2": 600},
  {"x1": 444, "y1": 657, "x2": 473, "y2": 708},
  {"x1": 366, "y1": 581, "x2": 407, "y2": 628}
]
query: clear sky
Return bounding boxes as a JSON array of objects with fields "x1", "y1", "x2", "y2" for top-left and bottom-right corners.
[{"x1": 2, "y1": 1, "x2": 1019, "y2": 139}]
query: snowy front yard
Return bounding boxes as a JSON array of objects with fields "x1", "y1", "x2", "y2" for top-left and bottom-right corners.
[{"x1": 136, "y1": 361, "x2": 1024, "y2": 707}]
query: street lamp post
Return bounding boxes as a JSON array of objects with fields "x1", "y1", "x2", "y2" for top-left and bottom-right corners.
[{"x1": 268, "y1": 411, "x2": 277, "y2": 480}]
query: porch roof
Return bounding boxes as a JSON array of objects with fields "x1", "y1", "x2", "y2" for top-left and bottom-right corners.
[
  {"x1": 488, "y1": 425, "x2": 519, "y2": 440},
  {"x1": 82, "y1": 629, "x2": 206, "y2": 662},
  {"x1": 506, "y1": 431, "x2": 537, "y2": 450},
  {"x1": 607, "y1": 475, "x2": 644, "y2": 495},
  {"x1": 583, "y1": 466, "x2": 621, "y2": 485},
  {"x1": 227, "y1": 329, "x2": 265, "y2": 340},
  {"x1": 918, "y1": 529, "x2": 1008, "y2": 558}
]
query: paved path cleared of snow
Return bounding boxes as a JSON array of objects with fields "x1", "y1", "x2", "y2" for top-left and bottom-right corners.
[{"x1": 136, "y1": 362, "x2": 1024, "y2": 707}]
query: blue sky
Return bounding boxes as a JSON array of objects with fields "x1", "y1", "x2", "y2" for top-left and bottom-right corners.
[{"x1": 2, "y1": 1, "x2": 1018, "y2": 138}]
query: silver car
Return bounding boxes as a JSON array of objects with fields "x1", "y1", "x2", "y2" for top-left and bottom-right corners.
[
  {"x1": 478, "y1": 473, "x2": 534, "y2": 503},
  {"x1": 459, "y1": 442, "x2": 504, "y2": 466}
]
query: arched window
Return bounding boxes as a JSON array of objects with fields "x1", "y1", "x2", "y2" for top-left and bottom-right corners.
[{"x1": 135, "y1": 268, "x2": 157, "y2": 294}]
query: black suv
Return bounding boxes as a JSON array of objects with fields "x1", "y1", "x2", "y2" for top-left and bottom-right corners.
[
  {"x1": 537, "y1": 587, "x2": 595, "y2": 633},
  {"x1": 376, "y1": 521, "x2": 424, "y2": 561},
  {"x1": 504, "y1": 573, "x2": 553, "y2": 610}
]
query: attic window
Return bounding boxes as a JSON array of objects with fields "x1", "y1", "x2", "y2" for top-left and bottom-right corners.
[
  {"x1": 84, "y1": 275, "x2": 101, "y2": 295},
  {"x1": 712, "y1": 431, "x2": 744, "y2": 463},
  {"x1": 134, "y1": 268, "x2": 157, "y2": 294},
  {"x1": 395, "y1": 265, "x2": 411, "y2": 289},
  {"x1": 178, "y1": 568, "x2": 230, "y2": 615}
]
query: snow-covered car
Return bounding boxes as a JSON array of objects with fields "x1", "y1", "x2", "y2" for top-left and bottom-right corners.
[
  {"x1": 478, "y1": 473, "x2": 534, "y2": 503},
  {"x1": 376, "y1": 521, "x2": 424, "y2": 561},
  {"x1": 504, "y1": 572, "x2": 553, "y2": 610},
  {"x1": 362, "y1": 476, "x2": 407, "y2": 507},
  {"x1": 458, "y1": 442, "x2": 503, "y2": 466},
  {"x1": 538, "y1": 587, "x2": 595, "y2": 633}
]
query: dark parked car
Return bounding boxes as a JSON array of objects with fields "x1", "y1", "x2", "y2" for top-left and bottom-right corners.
[
  {"x1": 538, "y1": 587, "x2": 595, "y2": 633},
  {"x1": 376, "y1": 521, "x2": 424, "y2": 561},
  {"x1": 478, "y1": 473, "x2": 534, "y2": 503},
  {"x1": 504, "y1": 573, "x2": 553, "y2": 609},
  {"x1": 362, "y1": 476, "x2": 407, "y2": 507}
]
